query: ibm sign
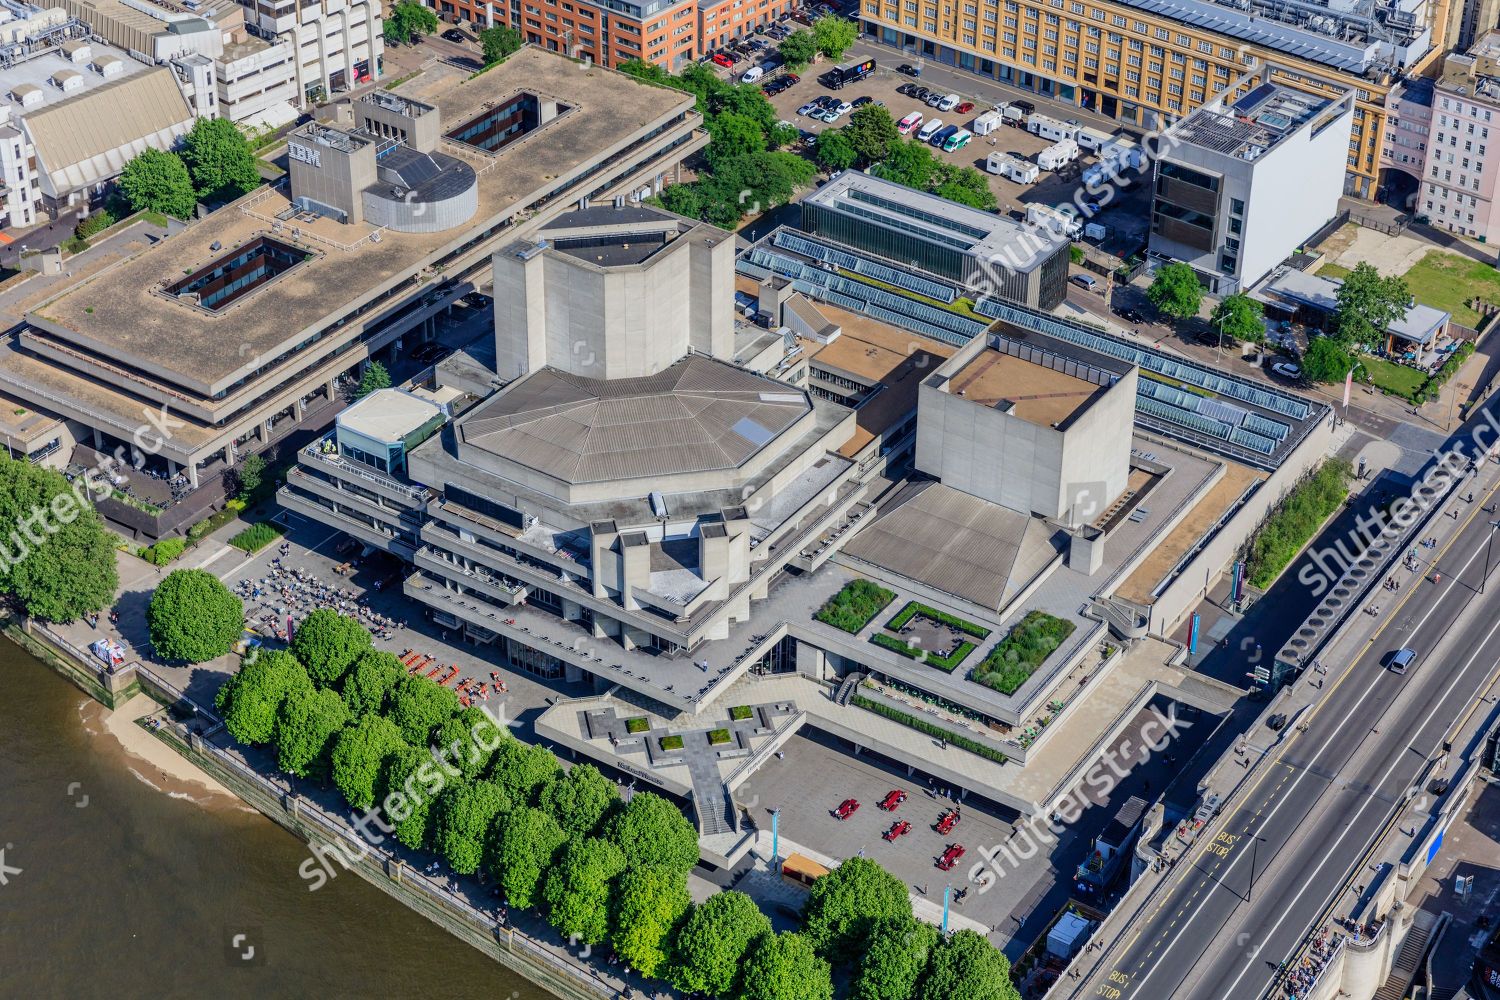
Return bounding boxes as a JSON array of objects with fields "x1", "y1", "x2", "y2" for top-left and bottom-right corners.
[{"x1": 287, "y1": 141, "x2": 321, "y2": 168}]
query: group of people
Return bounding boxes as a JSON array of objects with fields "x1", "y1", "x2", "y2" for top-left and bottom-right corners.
[
  {"x1": 1279, "y1": 927, "x2": 1339, "y2": 997},
  {"x1": 236, "y1": 560, "x2": 406, "y2": 642}
]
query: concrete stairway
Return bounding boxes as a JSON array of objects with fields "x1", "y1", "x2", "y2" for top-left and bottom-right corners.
[
  {"x1": 833, "y1": 671, "x2": 865, "y2": 707},
  {"x1": 1373, "y1": 910, "x2": 1440, "y2": 1000},
  {"x1": 1093, "y1": 598, "x2": 1149, "y2": 641}
]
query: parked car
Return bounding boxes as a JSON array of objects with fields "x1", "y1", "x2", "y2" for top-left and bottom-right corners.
[
  {"x1": 879, "y1": 789, "x2": 908, "y2": 811},
  {"x1": 1271, "y1": 362, "x2": 1302, "y2": 379},
  {"x1": 897, "y1": 62, "x2": 921, "y2": 76},
  {"x1": 1071, "y1": 273, "x2": 1099, "y2": 290},
  {"x1": 852, "y1": 95, "x2": 874, "y2": 107},
  {"x1": 955, "y1": 100, "x2": 975, "y2": 114},
  {"x1": 833, "y1": 101, "x2": 853, "y2": 116},
  {"x1": 834, "y1": 798, "x2": 861, "y2": 820},
  {"x1": 410, "y1": 343, "x2": 448, "y2": 364},
  {"x1": 712, "y1": 52, "x2": 735, "y2": 67},
  {"x1": 1389, "y1": 647, "x2": 1417, "y2": 674},
  {"x1": 911, "y1": 86, "x2": 931, "y2": 102},
  {"x1": 441, "y1": 27, "x2": 468, "y2": 42},
  {"x1": 925, "y1": 91, "x2": 945, "y2": 107},
  {"x1": 462, "y1": 291, "x2": 491, "y2": 308},
  {"x1": 797, "y1": 100, "x2": 820, "y2": 116},
  {"x1": 936, "y1": 93, "x2": 960, "y2": 111},
  {"x1": 936, "y1": 844, "x2": 966, "y2": 870},
  {"x1": 883, "y1": 820, "x2": 912, "y2": 841}
]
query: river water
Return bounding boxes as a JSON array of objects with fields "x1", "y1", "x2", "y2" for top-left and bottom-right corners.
[{"x1": 0, "y1": 641, "x2": 555, "y2": 1000}]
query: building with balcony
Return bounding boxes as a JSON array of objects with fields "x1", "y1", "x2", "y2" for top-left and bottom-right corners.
[
  {"x1": 1410, "y1": 31, "x2": 1500, "y2": 241},
  {"x1": 0, "y1": 48, "x2": 704, "y2": 536},
  {"x1": 1149, "y1": 76, "x2": 1354, "y2": 293}
]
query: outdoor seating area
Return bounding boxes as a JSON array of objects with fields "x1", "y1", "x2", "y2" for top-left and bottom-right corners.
[{"x1": 871, "y1": 601, "x2": 991, "y2": 672}]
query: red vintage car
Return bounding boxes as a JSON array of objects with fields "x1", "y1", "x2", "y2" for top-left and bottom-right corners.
[
  {"x1": 936, "y1": 844, "x2": 966, "y2": 870},
  {"x1": 883, "y1": 820, "x2": 912, "y2": 841},
  {"x1": 879, "y1": 789, "x2": 908, "y2": 811},
  {"x1": 935, "y1": 809, "x2": 960, "y2": 835},
  {"x1": 834, "y1": 798, "x2": 861, "y2": 820}
]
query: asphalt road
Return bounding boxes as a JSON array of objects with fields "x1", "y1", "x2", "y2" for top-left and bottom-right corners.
[{"x1": 1073, "y1": 472, "x2": 1500, "y2": 1000}]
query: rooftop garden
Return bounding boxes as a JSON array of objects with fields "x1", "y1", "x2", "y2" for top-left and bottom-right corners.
[
  {"x1": 1244, "y1": 458, "x2": 1352, "y2": 589},
  {"x1": 972, "y1": 611, "x2": 1077, "y2": 695},
  {"x1": 814, "y1": 578, "x2": 896, "y2": 634},
  {"x1": 871, "y1": 601, "x2": 988, "y2": 672},
  {"x1": 851, "y1": 695, "x2": 1007, "y2": 765}
]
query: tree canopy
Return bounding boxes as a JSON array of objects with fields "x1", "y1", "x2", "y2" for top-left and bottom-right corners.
[
  {"x1": 542, "y1": 836, "x2": 627, "y2": 944},
  {"x1": 845, "y1": 105, "x2": 900, "y2": 164},
  {"x1": 379, "y1": 744, "x2": 440, "y2": 849},
  {"x1": 181, "y1": 117, "x2": 260, "y2": 201},
  {"x1": 275, "y1": 685, "x2": 350, "y2": 778},
  {"x1": 539, "y1": 763, "x2": 618, "y2": 837},
  {"x1": 0, "y1": 454, "x2": 118, "y2": 622},
  {"x1": 741, "y1": 932, "x2": 834, "y2": 1000},
  {"x1": 340, "y1": 648, "x2": 406, "y2": 718},
  {"x1": 812, "y1": 14, "x2": 857, "y2": 58},
  {"x1": 814, "y1": 129, "x2": 857, "y2": 172},
  {"x1": 1301, "y1": 335, "x2": 1358, "y2": 383},
  {"x1": 914, "y1": 929, "x2": 1020, "y2": 1000},
  {"x1": 780, "y1": 28, "x2": 819, "y2": 68},
  {"x1": 605, "y1": 791, "x2": 699, "y2": 875},
  {"x1": 479, "y1": 25, "x2": 522, "y2": 66},
  {"x1": 933, "y1": 161, "x2": 998, "y2": 211},
  {"x1": 494, "y1": 805, "x2": 569, "y2": 910},
  {"x1": 1211, "y1": 292, "x2": 1266, "y2": 344},
  {"x1": 120, "y1": 148, "x2": 196, "y2": 219},
  {"x1": 291, "y1": 608, "x2": 372, "y2": 687},
  {"x1": 434, "y1": 705, "x2": 501, "y2": 781},
  {"x1": 356, "y1": 361, "x2": 391, "y2": 399},
  {"x1": 1333, "y1": 262, "x2": 1409, "y2": 348},
  {"x1": 389, "y1": 672, "x2": 461, "y2": 746},
  {"x1": 610, "y1": 865, "x2": 690, "y2": 978},
  {"x1": 330, "y1": 713, "x2": 407, "y2": 810},
  {"x1": 383, "y1": 1, "x2": 438, "y2": 45},
  {"x1": 851, "y1": 915, "x2": 940, "y2": 1000},
  {"x1": 1146, "y1": 262, "x2": 1204, "y2": 322},
  {"x1": 670, "y1": 890, "x2": 771, "y2": 996},
  {"x1": 801, "y1": 856, "x2": 913, "y2": 963},
  {"x1": 219, "y1": 649, "x2": 313, "y2": 746},
  {"x1": 433, "y1": 778, "x2": 510, "y2": 874},
  {"x1": 147, "y1": 568, "x2": 244, "y2": 663}
]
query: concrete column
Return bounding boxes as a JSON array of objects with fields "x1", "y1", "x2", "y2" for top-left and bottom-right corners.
[
  {"x1": 225, "y1": 439, "x2": 237, "y2": 464},
  {"x1": 93, "y1": 427, "x2": 103, "y2": 448},
  {"x1": 187, "y1": 461, "x2": 200, "y2": 489},
  {"x1": 319, "y1": 15, "x2": 332, "y2": 96},
  {"x1": 167, "y1": 459, "x2": 179, "y2": 477},
  {"x1": 289, "y1": 29, "x2": 306, "y2": 105},
  {"x1": 294, "y1": 397, "x2": 306, "y2": 420}
]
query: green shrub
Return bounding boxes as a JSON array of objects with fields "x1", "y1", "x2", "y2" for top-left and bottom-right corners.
[
  {"x1": 872, "y1": 631, "x2": 924, "y2": 660},
  {"x1": 729, "y1": 705, "x2": 753, "y2": 722},
  {"x1": 659, "y1": 734, "x2": 684, "y2": 751},
  {"x1": 229, "y1": 521, "x2": 284, "y2": 553},
  {"x1": 850, "y1": 695, "x2": 1007, "y2": 764},
  {"x1": 972, "y1": 611, "x2": 1077, "y2": 695},
  {"x1": 75, "y1": 210, "x2": 118, "y2": 239},
  {"x1": 139, "y1": 536, "x2": 187, "y2": 566},
  {"x1": 814, "y1": 578, "x2": 896, "y2": 633},
  {"x1": 707, "y1": 728, "x2": 732, "y2": 746},
  {"x1": 925, "y1": 641, "x2": 977, "y2": 672},
  {"x1": 625, "y1": 716, "x2": 650, "y2": 734},
  {"x1": 1245, "y1": 459, "x2": 1353, "y2": 588},
  {"x1": 884, "y1": 601, "x2": 991, "y2": 638}
]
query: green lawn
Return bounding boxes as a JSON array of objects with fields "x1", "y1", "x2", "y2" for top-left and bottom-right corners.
[
  {"x1": 1359, "y1": 354, "x2": 1427, "y2": 400},
  {"x1": 1316, "y1": 262, "x2": 1352, "y2": 281},
  {"x1": 1401, "y1": 251, "x2": 1500, "y2": 327}
]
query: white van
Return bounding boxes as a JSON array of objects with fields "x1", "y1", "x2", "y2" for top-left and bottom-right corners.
[
  {"x1": 898, "y1": 111, "x2": 924, "y2": 134},
  {"x1": 742, "y1": 66, "x2": 764, "y2": 83},
  {"x1": 937, "y1": 93, "x2": 961, "y2": 112},
  {"x1": 916, "y1": 118, "x2": 944, "y2": 143}
]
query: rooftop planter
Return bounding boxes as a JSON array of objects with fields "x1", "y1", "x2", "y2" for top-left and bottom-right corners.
[
  {"x1": 972, "y1": 611, "x2": 1077, "y2": 695},
  {"x1": 814, "y1": 578, "x2": 895, "y2": 634}
]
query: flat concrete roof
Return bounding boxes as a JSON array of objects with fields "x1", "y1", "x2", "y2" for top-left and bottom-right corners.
[
  {"x1": 25, "y1": 49, "x2": 697, "y2": 399},
  {"x1": 949, "y1": 347, "x2": 1106, "y2": 428},
  {"x1": 337, "y1": 387, "x2": 444, "y2": 443},
  {"x1": 3, "y1": 44, "x2": 146, "y2": 113}
]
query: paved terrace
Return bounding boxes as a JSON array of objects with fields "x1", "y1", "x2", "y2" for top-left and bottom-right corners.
[{"x1": 22, "y1": 49, "x2": 697, "y2": 397}]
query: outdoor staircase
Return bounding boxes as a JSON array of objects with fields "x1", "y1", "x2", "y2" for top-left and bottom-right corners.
[
  {"x1": 1093, "y1": 598, "x2": 1149, "y2": 642},
  {"x1": 694, "y1": 783, "x2": 737, "y2": 837},
  {"x1": 1373, "y1": 910, "x2": 1440, "y2": 1000},
  {"x1": 834, "y1": 671, "x2": 865, "y2": 707}
]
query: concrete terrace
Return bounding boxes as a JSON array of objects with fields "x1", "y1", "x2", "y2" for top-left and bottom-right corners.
[{"x1": 23, "y1": 49, "x2": 698, "y2": 397}]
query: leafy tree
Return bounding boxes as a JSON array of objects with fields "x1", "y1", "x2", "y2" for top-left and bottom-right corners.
[
  {"x1": 389, "y1": 673, "x2": 461, "y2": 745},
  {"x1": 671, "y1": 891, "x2": 771, "y2": 996},
  {"x1": 435, "y1": 705, "x2": 502, "y2": 781},
  {"x1": 379, "y1": 744, "x2": 441, "y2": 849},
  {"x1": 852, "y1": 915, "x2": 940, "y2": 1000},
  {"x1": 147, "y1": 568, "x2": 244, "y2": 663},
  {"x1": 845, "y1": 105, "x2": 900, "y2": 164},
  {"x1": 1302, "y1": 335, "x2": 1357, "y2": 383},
  {"x1": 383, "y1": 0, "x2": 437, "y2": 45},
  {"x1": 539, "y1": 763, "x2": 618, "y2": 837},
  {"x1": 780, "y1": 29, "x2": 819, "y2": 69},
  {"x1": 219, "y1": 649, "x2": 313, "y2": 746},
  {"x1": 617, "y1": 58, "x2": 674, "y2": 85},
  {"x1": 0, "y1": 454, "x2": 118, "y2": 622},
  {"x1": 742, "y1": 932, "x2": 833, "y2": 1000},
  {"x1": 290, "y1": 608, "x2": 371, "y2": 688},
  {"x1": 815, "y1": 129, "x2": 857, "y2": 172},
  {"x1": 181, "y1": 117, "x2": 260, "y2": 201},
  {"x1": 542, "y1": 836, "x2": 627, "y2": 944},
  {"x1": 914, "y1": 929, "x2": 1019, "y2": 1000},
  {"x1": 478, "y1": 25, "x2": 522, "y2": 65},
  {"x1": 801, "y1": 856, "x2": 912, "y2": 963},
  {"x1": 1333, "y1": 261, "x2": 1410, "y2": 348},
  {"x1": 605, "y1": 791, "x2": 699, "y2": 875},
  {"x1": 488, "y1": 735, "x2": 562, "y2": 806},
  {"x1": 433, "y1": 778, "x2": 510, "y2": 874},
  {"x1": 1211, "y1": 292, "x2": 1265, "y2": 344},
  {"x1": 1146, "y1": 262, "x2": 1204, "y2": 323},
  {"x1": 330, "y1": 713, "x2": 406, "y2": 810},
  {"x1": 356, "y1": 360, "x2": 391, "y2": 398},
  {"x1": 610, "y1": 865, "x2": 690, "y2": 978},
  {"x1": 120, "y1": 148, "x2": 196, "y2": 219},
  {"x1": 811, "y1": 14, "x2": 857, "y2": 58},
  {"x1": 340, "y1": 648, "x2": 405, "y2": 718},
  {"x1": 872, "y1": 138, "x2": 937, "y2": 191},
  {"x1": 706, "y1": 112, "x2": 771, "y2": 168},
  {"x1": 494, "y1": 806, "x2": 568, "y2": 909},
  {"x1": 654, "y1": 184, "x2": 704, "y2": 220},
  {"x1": 275, "y1": 685, "x2": 350, "y2": 778},
  {"x1": 236, "y1": 454, "x2": 267, "y2": 499},
  {"x1": 933, "y1": 163, "x2": 998, "y2": 210}
]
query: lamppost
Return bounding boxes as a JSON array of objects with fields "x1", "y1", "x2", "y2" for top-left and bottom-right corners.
[
  {"x1": 1484, "y1": 520, "x2": 1500, "y2": 595},
  {"x1": 1448, "y1": 380, "x2": 1471, "y2": 431}
]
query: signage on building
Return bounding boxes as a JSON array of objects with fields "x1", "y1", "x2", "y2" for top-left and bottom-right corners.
[{"x1": 288, "y1": 141, "x2": 321, "y2": 168}]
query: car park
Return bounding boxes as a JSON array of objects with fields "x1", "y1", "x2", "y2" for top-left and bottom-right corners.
[
  {"x1": 834, "y1": 798, "x2": 860, "y2": 820},
  {"x1": 1271, "y1": 362, "x2": 1302, "y2": 379}
]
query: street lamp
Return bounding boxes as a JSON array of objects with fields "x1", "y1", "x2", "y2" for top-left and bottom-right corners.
[{"x1": 1484, "y1": 520, "x2": 1500, "y2": 595}]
